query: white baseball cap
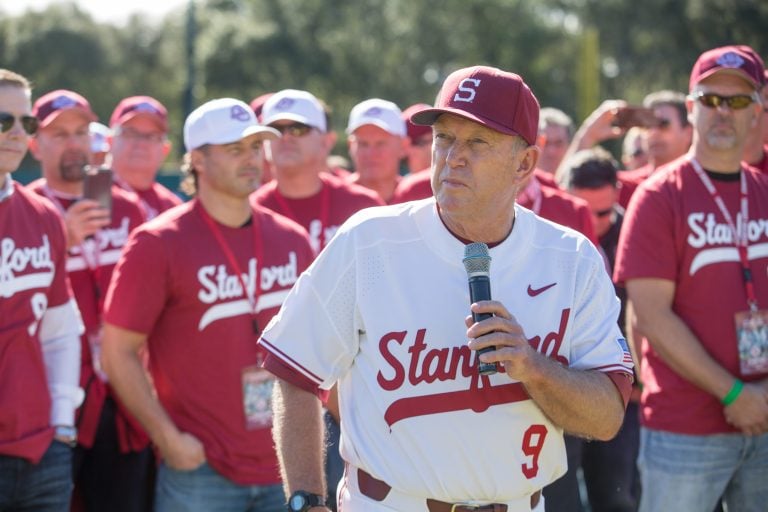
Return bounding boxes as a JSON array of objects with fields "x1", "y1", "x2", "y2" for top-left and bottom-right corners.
[
  {"x1": 261, "y1": 89, "x2": 327, "y2": 132},
  {"x1": 346, "y1": 98, "x2": 406, "y2": 137},
  {"x1": 184, "y1": 98, "x2": 280, "y2": 151},
  {"x1": 89, "y1": 122, "x2": 111, "y2": 153}
]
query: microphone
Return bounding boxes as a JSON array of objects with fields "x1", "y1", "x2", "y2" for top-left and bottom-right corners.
[{"x1": 463, "y1": 242, "x2": 497, "y2": 375}]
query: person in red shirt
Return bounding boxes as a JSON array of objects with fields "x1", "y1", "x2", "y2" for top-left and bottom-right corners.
[
  {"x1": 255, "y1": 89, "x2": 383, "y2": 255},
  {"x1": 109, "y1": 96, "x2": 182, "y2": 219},
  {"x1": 101, "y1": 98, "x2": 314, "y2": 512},
  {"x1": 743, "y1": 68, "x2": 768, "y2": 174},
  {"x1": 401, "y1": 103, "x2": 433, "y2": 175},
  {"x1": 0, "y1": 68, "x2": 84, "y2": 512},
  {"x1": 346, "y1": 98, "x2": 409, "y2": 204},
  {"x1": 27, "y1": 89, "x2": 150, "y2": 512},
  {"x1": 615, "y1": 45, "x2": 768, "y2": 512}
]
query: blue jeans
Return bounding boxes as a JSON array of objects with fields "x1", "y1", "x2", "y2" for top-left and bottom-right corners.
[
  {"x1": 154, "y1": 461, "x2": 284, "y2": 512},
  {"x1": 0, "y1": 440, "x2": 73, "y2": 512},
  {"x1": 638, "y1": 427, "x2": 768, "y2": 512}
]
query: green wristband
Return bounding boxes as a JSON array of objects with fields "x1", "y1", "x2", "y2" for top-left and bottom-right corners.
[{"x1": 722, "y1": 379, "x2": 743, "y2": 406}]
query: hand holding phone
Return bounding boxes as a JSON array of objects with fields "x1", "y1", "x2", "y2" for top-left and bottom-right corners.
[
  {"x1": 82, "y1": 166, "x2": 113, "y2": 214},
  {"x1": 612, "y1": 107, "x2": 662, "y2": 129}
]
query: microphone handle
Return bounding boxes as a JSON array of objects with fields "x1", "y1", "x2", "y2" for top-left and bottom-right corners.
[{"x1": 468, "y1": 275, "x2": 498, "y2": 375}]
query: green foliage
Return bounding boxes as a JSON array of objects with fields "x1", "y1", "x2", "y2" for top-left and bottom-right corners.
[{"x1": 1, "y1": 0, "x2": 766, "y2": 166}]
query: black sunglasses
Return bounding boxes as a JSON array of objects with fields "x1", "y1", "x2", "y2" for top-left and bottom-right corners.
[
  {"x1": 690, "y1": 92, "x2": 756, "y2": 110},
  {"x1": 271, "y1": 123, "x2": 313, "y2": 137},
  {"x1": 0, "y1": 112, "x2": 39, "y2": 135},
  {"x1": 594, "y1": 207, "x2": 614, "y2": 218}
]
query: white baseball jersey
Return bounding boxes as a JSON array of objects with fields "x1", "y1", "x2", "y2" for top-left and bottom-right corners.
[{"x1": 261, "y1": 198, "x2": 632, "y2": 503}]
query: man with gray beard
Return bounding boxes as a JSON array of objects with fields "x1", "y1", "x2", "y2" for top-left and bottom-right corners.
[{"x1": 616, "y1": 45, "x2": 768, "y2": 512}]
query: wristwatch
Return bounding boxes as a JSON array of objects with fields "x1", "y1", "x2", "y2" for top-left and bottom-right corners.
[
  {"x1": 54, "y1": 425, "x2": 78, "y2": 447},
  {"x1": 287, "y1": 490, "x2": 325, "y2": 511}
]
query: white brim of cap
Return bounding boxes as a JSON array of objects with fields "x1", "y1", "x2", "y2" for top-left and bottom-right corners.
[
  {"x1": 262, "y1": 112, "x2": 324, "y2": 131},
  {"x1": 242, "y1": 125, "x2": 281, "y2": 140},
  {"x1": 346, "y1": 119, "x2": 405, "y2": 137}
]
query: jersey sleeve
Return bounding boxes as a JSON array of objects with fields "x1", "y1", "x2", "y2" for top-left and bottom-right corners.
[
  {"x1": 568, "y1": 241, "x2": 634, "y2": 377},
  {"x1": 260, "y1": 229, "x2": 360, "y2": 391},
  {"x1": 614, "y1": 181, "x2": 677, "y2": 285},
  {"x1": 103, "y1": 228, "x2": 170, "y2": 334}
]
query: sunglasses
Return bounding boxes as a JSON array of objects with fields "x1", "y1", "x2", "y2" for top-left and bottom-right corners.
[
  {"x1": 593, "y1": 207, "x2": 614, "y2": 218},
  {"x1": 690, "y1": 92, "x2": 757, "y2": 110},
  {"x1": 272, "y1": 123, "x2": 314, "y2": 137},
  {"x1": 0, "y1": 112, "x2": 39, "y2": 135}
]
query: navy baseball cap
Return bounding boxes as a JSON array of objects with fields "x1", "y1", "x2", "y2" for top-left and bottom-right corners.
[{"x1": 411, "y1": 66, "x2": 540, "y2": 146}]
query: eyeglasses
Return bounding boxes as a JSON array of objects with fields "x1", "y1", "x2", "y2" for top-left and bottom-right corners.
[
  {"x1": 115, "y1": 127, "x2": 166, "y2": 143},
  {"x1": 271, "y1": 123, "x2": 314, "y2": 137},
  {"x1": 689, "y1": 92, "x2": 757, "y2": 110},
  {"x1": 593, "y1": 207, "x2": 614, "y2": 218},
  {"x1": 0, "y1": 112, "x2": 39, "y2": 135}
]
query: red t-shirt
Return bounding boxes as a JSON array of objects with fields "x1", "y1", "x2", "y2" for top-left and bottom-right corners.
[
  {"x1": 744, "y1": 145, "x2": 768, "y2": 175},
  {"x1": 28, "y1": 179, "x2": 147, "y2": 449},
  {"x1": 104, "y1": 200, "x2": 314, "y2": 484},
  {"x1": 614, "y1": 162, "x2": 768, "y2": 434},
  {"x1": 518, "y1": 178, "x2": 598, "y2": 245},
  {"x1": 0, "y1": 183, "x2": 71, "y2": 461},
  {"x1": 391, "y1": 170, "x2": 432, "y2": 204},
  {"x1": 617, "y1": 164, "x2": 653, "y2": 209},
  {"x1": 116, "y1": 180, "x2": 183, "y2": 221},
  {"x1": 252, "y1": 174, "x2": 383, "y2": 254}
]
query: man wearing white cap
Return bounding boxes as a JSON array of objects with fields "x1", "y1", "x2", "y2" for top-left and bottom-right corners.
[
  {"x1": 100, "y1": 98, "x2": 315, "y2": 512},
  {"x1": 255, "y1": 89, "x2": 383, "y2": 255},
  {"x1": 346, "y1": 98, "x2": 410, "y2": 203}
]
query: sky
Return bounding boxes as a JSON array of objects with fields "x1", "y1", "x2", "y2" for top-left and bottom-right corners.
[{"x1": 3, "y1": 0, "x2": 189, "y2": 24}]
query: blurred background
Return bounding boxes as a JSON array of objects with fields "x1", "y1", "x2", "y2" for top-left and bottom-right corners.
[{"x1": 2, "y1": 0, "x2": 766, "y2": 183}]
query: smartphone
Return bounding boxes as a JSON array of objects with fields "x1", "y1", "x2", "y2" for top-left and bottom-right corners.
[
  {"x1": 82, "y1": 166, "x2": 113, "y2": 214},
  {"x1": 613, "y1": 107, "x2": 661, "y2": 129}
]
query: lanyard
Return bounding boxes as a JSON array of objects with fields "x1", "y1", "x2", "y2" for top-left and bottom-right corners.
[
  {"x1": 114, "y1": 175, "x2": 157, "y2": 221},
  {"x1": 197, "y1": 200, "x2": 263, "y2": 334},
  {"x1": 273, "y1": 176, "x2": 330, "y2": 253},
  {"x1": 689, "y1": 157, "x2": 756, "y2": 311}
]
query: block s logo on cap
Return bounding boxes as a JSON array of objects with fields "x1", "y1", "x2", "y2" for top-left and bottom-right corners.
[{"x1": 453, "y1": 78, "x2": 481, "y2": 103}]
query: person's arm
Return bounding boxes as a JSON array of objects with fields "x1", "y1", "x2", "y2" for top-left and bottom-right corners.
[
  {"x1": 554, "y1": 100, "x2": 628, "y2": 183},
  {"x1": 39, "y1": 299, "x2": 84, "y2": 433},
  {"x1": 627, "y1": 278, "x2": 768, "y2": 435},
  {"x1": 272, "y1": 379, "x2": 332, "y2": 511},
  {"x1": 467, "y1": 301, "x2": 626, "y2": 441},
  {"x1": 101, "y1": 323, "x2": 205, "y2": 469}
]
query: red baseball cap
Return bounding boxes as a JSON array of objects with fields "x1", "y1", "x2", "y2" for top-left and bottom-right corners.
[
  {"x1": 402, "y1": 103, "x2": 432, "y2": 142},
  {"x1": 110, "y1": 95, "x2": 168, "y2": 132},
  {"x1": 249, "y1": 93, "x2": 274, "y2": 122},
  {"x1": 33, "y1": 89, "x2": 97, "y2": 128},
  {"x1": 689, "y1": 45, "x2": 765, "y2": 91},
  {"x1": 411, "y1": 66, "x2": 540, "y2": 145}
]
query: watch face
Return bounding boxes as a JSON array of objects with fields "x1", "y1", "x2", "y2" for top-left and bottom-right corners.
[{"x1": 289, "y1": 494, "x2": 307, "y2": 510}]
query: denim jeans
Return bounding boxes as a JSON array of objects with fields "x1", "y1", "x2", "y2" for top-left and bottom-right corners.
[
  {"x1": 0, "y1": 440, "x2": 73, "y2": 512},
  {"x1": 154, "y1": 461, "x2": 284, "y2": 512},
  {"x1": 638, "y1": 427, "x2": 768, "y2": 512}
]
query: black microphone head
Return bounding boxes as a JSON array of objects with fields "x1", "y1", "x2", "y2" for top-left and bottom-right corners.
[{"x1": 463, "y1": 242, "x2": 491, "y2": 277}]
